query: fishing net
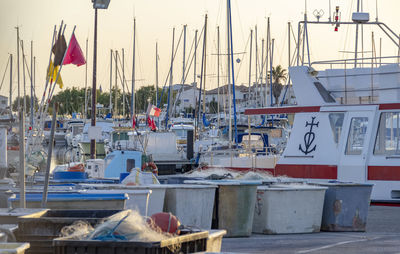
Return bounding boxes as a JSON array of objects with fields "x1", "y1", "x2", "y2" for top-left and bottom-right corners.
[
  {"x1": 61, "y1": 210, "x2": 172, "y2": 242},
  {"x1": 60, "y1": 220, "x2": 93, "y2": 239}
]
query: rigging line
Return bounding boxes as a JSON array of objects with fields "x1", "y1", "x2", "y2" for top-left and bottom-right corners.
[
  {"x1": 233, "y1": 0, "x2": 247, "y2": 47},
  {"x1": 182, "y1": 30, "x2": 196, "y2": 79},
  {"x1": 157, "y1": 27, "x2": 187, "y2": 107},
  {"x1": 0, "y1": 56, "x2": 10, "y2": 91},
  {"x1": 235, "y1": 31, "x2": 251, "y2": 82},
  {"x1": 278, "y1": 27, "x2": 288, "y2": 67},
  {"x1": 182, "y1": 27, "x2": 205, "y2": 84},
  {"x1": 174, "y1": 26, "x2": 207, "y2": 110},
  {"x1": 116, "y1": 52, "x2": 132, "y2": 114},
  {"x1": 135, "y1": 26, "x2": 146, "y2": 90},
  {"x1": 22, "y1": 54, "x2": 31, "y2": 81},
  {"x1": 341, "y1": 0, "x2": 355, "y2": 60}
]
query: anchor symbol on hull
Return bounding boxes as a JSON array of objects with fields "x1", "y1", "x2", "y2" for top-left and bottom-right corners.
[{"x1": 299, "y1": 117, "x2": 319, "y2": 155}]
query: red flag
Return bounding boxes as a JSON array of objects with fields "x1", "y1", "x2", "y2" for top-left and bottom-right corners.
[
  {"x1": 132, "y1": 116, "x2": 136, "y2": 129},
  {"x1": 147, "y1": 116, "x2": 152, "y2": 127},
  {"x1": 63, "y1": 33, "x2": 86, "y2": 66},
  {"x1": 150, "y1": 118, "x2": 157, "y2": 131},
  {"x1": 149, "y1": 105, "x2": 161, "y2": 117}
]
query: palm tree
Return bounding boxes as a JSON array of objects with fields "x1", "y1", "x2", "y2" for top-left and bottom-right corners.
[{"x1": 271, "y1": 65, "x2": 287, "y2": 105}]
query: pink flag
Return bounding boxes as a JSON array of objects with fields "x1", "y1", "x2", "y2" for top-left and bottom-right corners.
[{"x1": 63, "y1": 33, "x2": 86, "y2": 66}]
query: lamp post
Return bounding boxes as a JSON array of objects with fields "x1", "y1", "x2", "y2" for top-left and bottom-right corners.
[{"x1": 90, "y1": 0, "x2": 110, "y2": 159}]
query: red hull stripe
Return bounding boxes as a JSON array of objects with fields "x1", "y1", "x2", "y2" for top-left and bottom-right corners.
[
  {"x1": 370, "y1": 202, "x2": 400, "y2": 207},
  {"x1": 275, "y1": 164, "x2": 337, "y2": 179},
  {"x1": 368, "y1": 166, "x2": 400, "y2": 181},
  {"x1": 378, "y1": 103, "x2": 400, "y2": 110},
  {"x1": 202, "y1": 166, "x2": 275, "y2": 175},
  {"x1": 244, "y1": 106, "x2": 321, "y2": 115}
]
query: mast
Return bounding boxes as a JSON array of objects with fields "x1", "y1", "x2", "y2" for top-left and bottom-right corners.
[
  {"x1": 265, "y1": 18, "x2": 270, "y2": 106},
  {"x1": 9, "y1": 54, "x2": 12, "y2": 118},
  {"x1": 202, "y1": 15, "x2": 208, "y2": 119},
  {"x1": 131, "y1": 18, "x2": 136, "y2": 120},
  {"x1": 255, "y1": 25, "x2": 258, "y2": 102},
  {"x1": 122, "y1": 48, "x2": 125, "y2": 117},
  {"x1": 33, "y1": 56, "x2": 35, "y2": 112},
  {"x1": 109, "y1": 49, "x2": 112, "y2": 115},
  {"x1": 227, "y1": 0, "x2": 232, "y2": 148},
  {"x1": 354, "y1": 0, "x2": 361, "y2": 67},
  {"x1": 193, "y1": 29, "x2": 198, "y2": 120},
  {"x1": 217, "y1": 26, "x2": 220, "y2": 128},
  {"x1": 84, "y1": 38, "x2": 88, "y2": 118},
  {"x1": 270, "y1": 39, "x2": 275, "y2": 106},
  {"x1": 15, "y1": 26, "x2": 25, "y2": 208},
  {"x1": 114, "y1": 50, "x2": 118, "y2": 116},
  {"x1": 155, "y1": 42, "x2": 159, "y2": 106},
  {"x1": 194, "y1": 29, "x2": 198, "y2": 137},
  {"x1": 248, "y1": 29, "x2": 253, "y2": 105},
  {"x1": 261, "y1": 38, "x2": 264, "y2": 106},
  {"x1": 30, "y1": 41, "x2": 33, "y2": 127},
  {"x1": 165, "y1": 28, "x2": 175, "y2": 129},
  {"x1": 21, "y1": 40, "x2": 27, "y2": 117},
  {"x1": 228, "y1": 0, "x2": 238, "y2": 143},
  {"x1": 16, "y1": 27, "x2": 20, "y2": 109},
  {"x1": 182, "y1": 25, "x2": 187, "y2": 88}
]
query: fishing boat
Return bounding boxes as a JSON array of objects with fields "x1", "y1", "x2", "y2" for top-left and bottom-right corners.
[{"x1": 244, "y1": 62, "x2": 400, "y2": 204}]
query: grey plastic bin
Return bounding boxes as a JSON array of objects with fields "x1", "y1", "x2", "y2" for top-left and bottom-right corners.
[{"x1": 315, "y1": 182, "x2": 373, "y2": 232}]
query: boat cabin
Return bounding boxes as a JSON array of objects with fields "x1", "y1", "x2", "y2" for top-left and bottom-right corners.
[{"x1": 245, "y1": 65, "x2": 400, "y2": 202}]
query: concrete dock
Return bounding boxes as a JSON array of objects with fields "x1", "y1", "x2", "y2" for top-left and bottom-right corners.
[{"x1": 221, "y1": 206, "x2": 400, "y2": 253}]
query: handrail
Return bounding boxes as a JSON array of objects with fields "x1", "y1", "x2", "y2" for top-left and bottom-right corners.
[{"x1": 311, "y1": 56, "x2": 400, "y2": 66}]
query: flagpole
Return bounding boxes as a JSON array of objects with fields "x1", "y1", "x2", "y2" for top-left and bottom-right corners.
[
  {"x1": 26, "y1": 25, "x2": 56, "y2": 163},
  {"x1": 84, "y1": 38, "x2": 88, "y2": 118},
  {"x1": 38, "y1": 24, "x2": 61, "y2": 111},
  {"x1": 42, "y1": 24, "x2": 67, "y2": 118},
  {"x1": 48, "y1": 26, "x2": 76, "y2": 101},
  {"x1": 35, "y1": 25, "x2": 57, "y2": 129},
  {"x1": 91, "y1": 8, "x2": 98, "y2": 159},
  {"x1": 131, "y1": 18, "x2": 136, "y2": 120}
]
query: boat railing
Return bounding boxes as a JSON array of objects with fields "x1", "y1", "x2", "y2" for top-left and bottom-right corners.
[
  {"x1": 199, "y1": 147, "x2": 279, "y2": 168},
  {"x1": 311, "y1": 56, "x2": 400, "y2": 68},
  {"x1": 309, "y1": 56, "x2": 400, "y2": 104}
]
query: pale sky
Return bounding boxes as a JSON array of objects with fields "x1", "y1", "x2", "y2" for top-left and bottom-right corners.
[{"x1": 0, "y1": 0, "x2": 399, "y2": 100}]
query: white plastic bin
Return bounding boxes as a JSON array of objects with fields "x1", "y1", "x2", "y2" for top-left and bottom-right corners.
[
  {"x1": 78, "y1": 184, "x2": 166, "y2": 216},
  {"x1": 163, "y1": 184, "x2": 217, "y2": 230},
  {"x1": 82, "y1": 189, "x2": 151, "y2": 216},
  {"x1": 253, "y1": 184, "x2": 327, "y2": 234}
]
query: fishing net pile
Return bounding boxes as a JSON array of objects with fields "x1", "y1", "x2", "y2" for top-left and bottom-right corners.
[{"x1": 61, "y1": 210, "x2": 173, "y2": 242}]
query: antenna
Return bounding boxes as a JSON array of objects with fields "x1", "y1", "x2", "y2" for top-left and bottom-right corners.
[
  {"x1": 329, "y1": 0, "x2": 332, "y2": 22},
  {"x1": 375, "y1": 0, "x2": 379, "y2": 21}
]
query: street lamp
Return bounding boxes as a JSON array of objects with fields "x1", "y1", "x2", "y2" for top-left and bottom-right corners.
[
  {"x1": 90, "y1": 0, "x2": 110, "y2": 159},
  {"x1": 92, "y1": 0, "x2": 110, "y2": 9}
]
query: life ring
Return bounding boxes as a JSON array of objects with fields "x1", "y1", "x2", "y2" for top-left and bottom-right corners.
[
  {"x1": 7, "y1": 146, "x2": 19, "y2": 151},
  {"x1": 142, "y1": 162, "x2": 158, "y2": 175},
  {"x1": 68, "y1": 163, "x2": 85, "y2": 172}
]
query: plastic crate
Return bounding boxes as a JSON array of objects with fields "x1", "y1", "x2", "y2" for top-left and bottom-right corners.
[
  {"x1": 16, "y1": 209, "x2": 121, "y2": 254},
  {"x1": 53, "y1": 231, "x2": 209, "y2": 254}
]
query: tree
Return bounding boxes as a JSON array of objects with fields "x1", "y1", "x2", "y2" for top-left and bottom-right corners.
[
  {"x1": 207, "y1": 98, "x2": 218, "y2": 114},
  {"x1": 271, "y1": 65, "x2": 287, "y2": 105},
  {"x1": 12, "y1": 95, "x2": 38, "y2": 113}
]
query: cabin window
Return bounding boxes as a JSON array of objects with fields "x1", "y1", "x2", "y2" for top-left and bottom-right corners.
[
  {"x1": 126, "y1": 159, "x2": 136, "y2": 172},
  {"x1": 374, "y1": 112, "x2": 400, "y2": 156},
  {"x1": 346, "y1": 117, "x2": 369, "y2": 155},
  {"x1": 329, "y1": 113, "x2": 344, "y2": 144}
]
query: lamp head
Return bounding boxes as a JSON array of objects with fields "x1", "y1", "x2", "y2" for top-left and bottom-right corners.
[{"x1": 92, "y1": 0, "x2": 110, "y2": 9}]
